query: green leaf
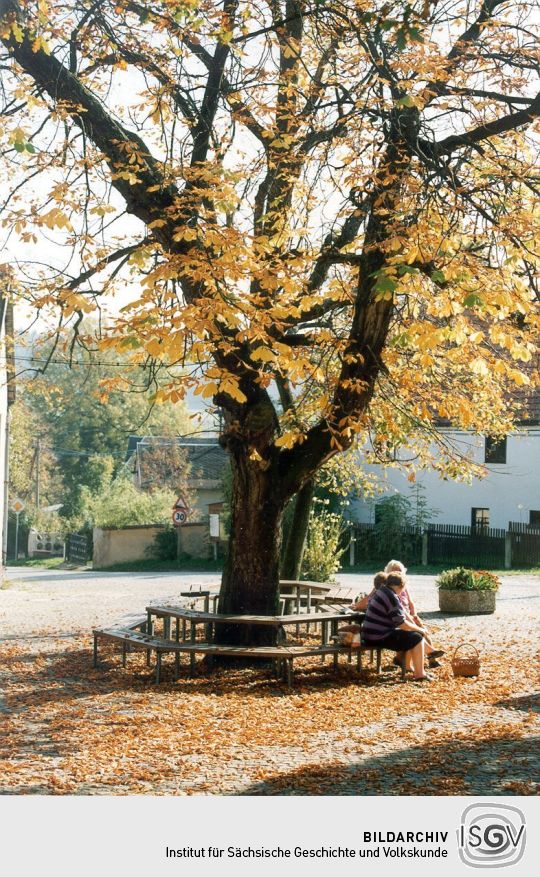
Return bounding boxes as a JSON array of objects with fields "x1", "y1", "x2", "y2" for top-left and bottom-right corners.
[
  {"x1": 380, "y1": 19, "x2": 398, "y2": 31},
  {"x1": 396, "y1": 28, "x2": 407, "y2": 50},
  {"x1": 397, "y1": 264, "x2": 418, "y2": 276},
  {"x1": 14, "y1": 141, "x2": 25, "y2": 152},
  {"x1": 430, "y1": 269, "x2": 446, "y2": 283},
  {"x1": 375, "y1": 276, "x2": 397, "y2": 293},
  {"x1": 408, "y1": 26, "x2": 424, "y2": 43},
  {"x1": 396, "y1": 95, "x2": 415, "y2": 108},
  {"x1": 25, "y1": 143, "x2": 36, "y2": 153},
  {"x1": 463, "y1": 293, "x2": 484, "y2": 307}
]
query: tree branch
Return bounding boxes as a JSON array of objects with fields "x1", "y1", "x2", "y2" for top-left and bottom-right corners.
[
  {"x1": 0, "y1": 0, "x2": 178, "y2": 235},
  {"x1": 64, "y1": 238, "x2": 152, "y2": 291},
  {"x1": 433, "y1": 91, "x2": 540, "y2": 154}
]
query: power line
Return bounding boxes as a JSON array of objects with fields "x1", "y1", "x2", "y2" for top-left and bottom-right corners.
[
  {"x1": 39, "y1": 431, "x2": 220, "y2": 460},
  {"x1": 13, "y1": 354, "x2": 157, "y2": 369}
]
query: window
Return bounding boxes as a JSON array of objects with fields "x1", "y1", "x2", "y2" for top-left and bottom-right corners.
[
  {"x1": 529, "y1": 511, "x2": 540, "y2": 529},
  {"x1": 471, "y1": 508, "x2": 490, "y2": 530},
  {"x1": 485, "y1": 436, "x2": 507, "y2": 464}
]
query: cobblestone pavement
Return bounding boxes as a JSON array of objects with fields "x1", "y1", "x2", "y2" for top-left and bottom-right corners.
[{"x1": 1, "y1": 567, "x2": 539, "y2": 796}]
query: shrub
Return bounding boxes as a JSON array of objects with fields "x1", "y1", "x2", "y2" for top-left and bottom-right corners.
[
  {"x1": 302, "y1": 506, "x2": 348, "y2": 583},
  {"x1": 84, "y1": 475, "x2": 175, "y2": 528},
  {"x1": 148, "y1": 526, "x2": 177, "y2": 561},
  {"x1": 436, "y1": 567, "x2": 500, "y2": 591}
]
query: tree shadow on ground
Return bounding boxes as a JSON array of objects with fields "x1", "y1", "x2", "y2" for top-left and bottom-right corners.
[
  {"x1": 495, "y1": 693, "x2": 540, "y2": 713},
  {"x1": 240, "y1": 733, "x2": 540, "y2": 796}
]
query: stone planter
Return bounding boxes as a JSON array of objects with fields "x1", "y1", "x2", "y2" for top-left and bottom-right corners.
[{"x1": 438, "y1": 589, "x2": 496, "y2": 614}]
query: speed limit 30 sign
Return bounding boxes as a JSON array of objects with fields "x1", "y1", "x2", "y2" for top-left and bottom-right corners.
[{"x1": 172, "y1": 508, "x2": 188, "y2": 526}]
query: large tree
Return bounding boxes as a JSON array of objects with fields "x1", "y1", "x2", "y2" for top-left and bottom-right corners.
[{"x1": 1, "y1": 0, "x2": 538, "y2": 640}]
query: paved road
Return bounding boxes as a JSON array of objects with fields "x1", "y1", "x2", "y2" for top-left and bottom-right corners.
[{"x1": 2, "y1": 566, "x2": 538, "y2": 638}]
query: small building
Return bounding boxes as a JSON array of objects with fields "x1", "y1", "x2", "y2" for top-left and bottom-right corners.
[{"x1": 125, "y1": 435, "x2": 228, "y2": 519}]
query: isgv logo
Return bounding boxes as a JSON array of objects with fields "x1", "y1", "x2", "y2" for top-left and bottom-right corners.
[{"x1": 458, "y1": 803, "x2": 526, "y2": 868}]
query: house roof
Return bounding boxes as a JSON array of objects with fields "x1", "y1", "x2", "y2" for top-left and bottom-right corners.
[
  {"x1": 126, "y1": 436, "x2": 228, "y2": 483},
  {"x1": 513, "y1": 387, "x2": 540, "y2": 425}
]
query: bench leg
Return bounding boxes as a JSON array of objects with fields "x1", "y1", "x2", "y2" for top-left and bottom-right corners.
[
  {"x1": 376, "y1": 650, "x2": 382, "y2": 674},
  {"x1": 190, "y1": 623, "x2": 196, "y2": 676},
  {"x1": 175, "y1": 651, "x2": 180, "y2": 680},
  {"x1": 333, "y1": 650, "x2": 339, "y2": 670},
  {"x1": 93, "y1": 634, "x2": 98, "y2": 667},
  {"x1": 286, "y1": 659, "x2": 293, "y2": 689},
  {"x1": 146, "y1": 649, "x2": 151, "y2": 666},
  {"x1": 122, "y1": 644, "x2": 127, "y2": 668},
  {"x1": 370, "y1": 649, "x2": 374, "y2": 664},
  {"x1": 357, "y1": 648, "x2": 362, "y2": 673},
  {"x1": 147, "y1": 610, "x2": 154, "y2": 636},
  {"x1": 176, "y1": 619, "x2": 180, "y2": 642},
  {"x1": 156, "y1": 652, "x2": 162, "y2": 684},
  {"x1": 348, "y1": 648, "x2": 352, "y2": 664}
]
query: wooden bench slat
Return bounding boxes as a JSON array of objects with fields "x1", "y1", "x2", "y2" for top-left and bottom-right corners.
[{"x1": 93, "y1": 623, "x2": 385, "y2": 687}]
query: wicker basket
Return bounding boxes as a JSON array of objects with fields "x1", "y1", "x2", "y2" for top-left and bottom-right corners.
[{"x1": 451, "y1": 644, "x2": 480, "y2": 677}]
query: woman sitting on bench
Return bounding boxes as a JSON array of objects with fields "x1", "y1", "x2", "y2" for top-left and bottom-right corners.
[{"x1": 361, "y1": 571, "x2": 431, "y2": 682}]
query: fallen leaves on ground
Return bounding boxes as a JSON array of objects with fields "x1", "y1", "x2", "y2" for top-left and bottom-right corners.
[{"x1": 0, "y1": 617, "x2": 538, "y2": 796}]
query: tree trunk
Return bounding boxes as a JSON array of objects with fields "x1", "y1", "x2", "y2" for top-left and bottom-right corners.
[
  {"x1": 217, "y1": 450, "x2": 285, "y2": 646},
  {"x1": 281, "y1": 477, "x2": 314, "y2": 579}
]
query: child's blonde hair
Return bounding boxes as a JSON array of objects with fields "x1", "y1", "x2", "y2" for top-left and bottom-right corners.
[{"x1": 384, "y1": 559, "x2": 407, "y2": 576}]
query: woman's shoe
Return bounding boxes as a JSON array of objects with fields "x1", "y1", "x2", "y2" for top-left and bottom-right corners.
[
  {"x1": 428, "y1": 649, "x2": 445, "y2": 659},
  {"x1": 413, "y1": 674, "x2": 433, "y2": 682},
  {"x1": 428, "y1": 658, "x2": 442, "y2": 668}
]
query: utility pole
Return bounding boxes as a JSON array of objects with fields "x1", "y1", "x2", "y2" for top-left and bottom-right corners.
[
  {"x1": 0, "y1": 275, "x2": 16, "y2": 571},
  {"x1": 35, "y1": 437, "x2": 41, "y2": 510}
]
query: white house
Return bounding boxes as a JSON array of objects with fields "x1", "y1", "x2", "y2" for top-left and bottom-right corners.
[{"x1": 350, "y1": 428, "x2": 540, "y2": 531}]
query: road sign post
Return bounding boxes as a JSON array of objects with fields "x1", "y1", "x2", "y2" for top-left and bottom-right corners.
[
  {"x1": 172, "y1": 497, "x2": 190, "y2": 561},
  {"x1": 10, "y1": 498, "x2": 25, "y2": 562}
]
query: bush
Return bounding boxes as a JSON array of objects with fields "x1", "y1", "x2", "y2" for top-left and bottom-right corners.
[
  {"x1": 302, "y1": 507, "x2": 348, "y2": 583},
  {"x1": 353, "y1": 485, "x2": 438, "y2": 563},
  {"x1": 148, "y1": 526, "x2": 177, "y2": 561},
  {"x1": 436, "y1": 567, "x2": 500, "y2": 591},
  {"x1": 83, "y1": 475, "x2": 175, "y2": 528}
]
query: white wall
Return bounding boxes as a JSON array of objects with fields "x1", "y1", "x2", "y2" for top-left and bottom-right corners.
[{"x1": 350, "y1": 430, "x2": 540, "y2": 530}]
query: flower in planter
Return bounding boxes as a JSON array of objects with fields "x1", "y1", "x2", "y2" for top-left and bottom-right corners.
[{"x1": 436, "y1": 567, "x2": 500, "y2": 591}]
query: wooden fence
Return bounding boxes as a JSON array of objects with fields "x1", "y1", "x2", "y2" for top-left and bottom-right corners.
[
  {"x1": 66, "y1": 532, "x2": 93, "y2": 565},
  {"x1": 508, "y1": 521, "x2": 540, "y2": 567},
  {"x1": 350, "y1": 522, "x2": 423, "y2": 566},
  {"x1": 426, "y1": 523, "x2": 506, "y2": 569},
  {"x1": 349, "y1": 522, "x2": 515, "y2": 568}
]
